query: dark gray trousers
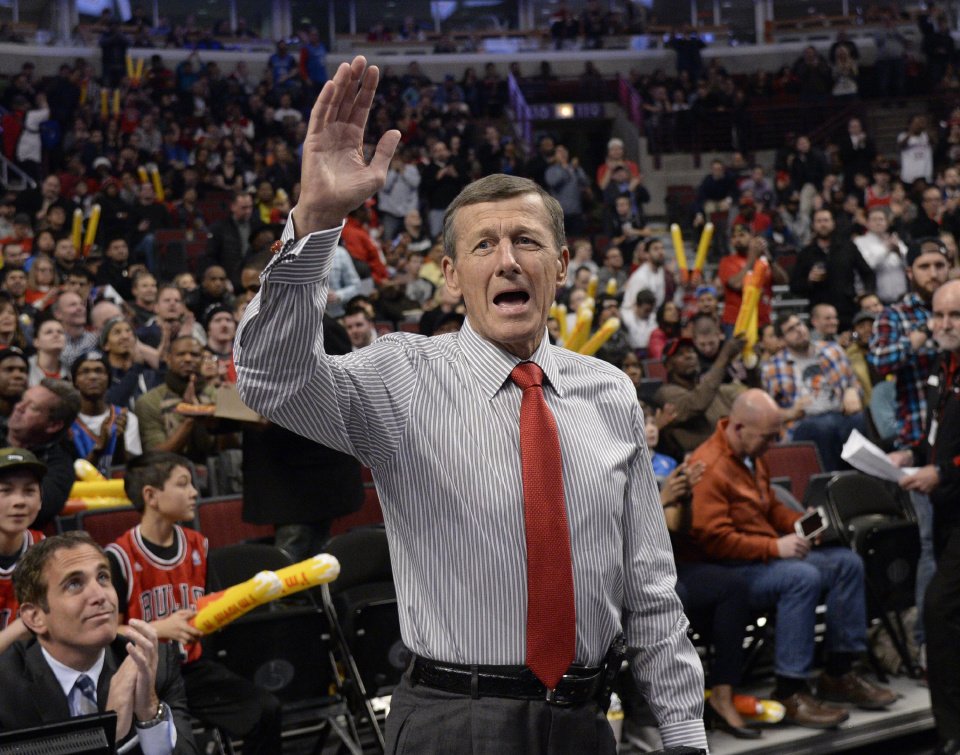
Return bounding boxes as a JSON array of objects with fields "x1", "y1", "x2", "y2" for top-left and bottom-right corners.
[{"x1": 384, "y1": 670, "x2": 617, "y2": 754}]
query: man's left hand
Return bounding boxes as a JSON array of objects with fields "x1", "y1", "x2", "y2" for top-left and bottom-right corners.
[{"x1": 899, "y1": 464, "x2": 940, "y2": 494}]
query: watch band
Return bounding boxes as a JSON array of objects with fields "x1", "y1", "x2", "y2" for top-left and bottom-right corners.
[{"x1": 135, "y1": 701, "x2": 168, "y2": 729}]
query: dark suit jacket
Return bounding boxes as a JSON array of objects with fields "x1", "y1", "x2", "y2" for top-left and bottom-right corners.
[{"x1": 0, "y1": 636, "x2": 198, "y2": 754}]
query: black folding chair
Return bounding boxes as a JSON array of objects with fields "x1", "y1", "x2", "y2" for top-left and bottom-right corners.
[
  {"x1": 202, "y1": 543, "x2": 366, "y2": 754},
  {"x1": 824, "y1": 472, "x2": 922, "y2": 678}
]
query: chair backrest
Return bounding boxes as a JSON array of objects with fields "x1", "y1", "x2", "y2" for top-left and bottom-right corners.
[
  {"x1": 75, "y1": 507, "x2": 141, "y2": 548},
  {"x1": 761, "y1": 441, "x2": 824, "y2": 502},
  {"x1": 205, "y1": 542, "x2": 294, "y2": 592},
  {"x1": 200, "y1": 545, "x2": 345, "y2": 706},
  {"x1": 323, "y1": 526, "x2": 392, "y2": 595},
  {"x1": 196, "y1": 496, "x2": 275, "y2": 551},
  {"x1": 825, "y1": 471, "x2": 911, "y2": 533}
]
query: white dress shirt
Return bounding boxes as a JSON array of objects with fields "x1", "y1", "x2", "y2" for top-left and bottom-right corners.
[{"x1": 235, "y1": 215, "x2": 708, "y2": 749}]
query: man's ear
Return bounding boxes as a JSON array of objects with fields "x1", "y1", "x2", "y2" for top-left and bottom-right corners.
[
  {"x1": 557, "y1": 246, "x2": 569, "y2": 287},
  {"x1": 442, "y1": 256, "x2": 461, "y2": 298},
  {"x1": 45, "y1": 420, "x2": 65, "y2": 439},
  {"x1": 19, "y1": 603, "x2": 47, "y2": 637}
]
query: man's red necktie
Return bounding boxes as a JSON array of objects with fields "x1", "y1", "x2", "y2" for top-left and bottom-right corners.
[{"x1": 510, "y1": 361, "x2": 576, "y2": 690}]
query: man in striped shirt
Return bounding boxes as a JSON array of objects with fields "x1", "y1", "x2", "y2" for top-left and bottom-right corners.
[{"x1": 235, "y1": 57, "x2": 707, "y2": 752}]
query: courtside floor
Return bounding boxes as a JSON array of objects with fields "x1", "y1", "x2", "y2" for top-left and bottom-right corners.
[{"x1": 624, "y1": 675, "x2": 934, "y2": 755}]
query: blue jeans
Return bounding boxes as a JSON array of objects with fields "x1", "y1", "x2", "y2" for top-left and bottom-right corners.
[
  {"x1": 910, "y1": 490, "x2": 936, "y2": 647},
  {"x1": 730, "y1": 547, "x2": 867, "y2": 678},
  {"x1": 791, "y1": 410, "x2": 866, "y2": 472}
]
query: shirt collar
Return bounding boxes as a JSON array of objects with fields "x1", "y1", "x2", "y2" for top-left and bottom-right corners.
[
  {"x1": 458, "y1": 317, "x2": 564, "y2": 400},
  {"x1": 41, "y1": 646, "x2": 106, "y2": 699}
]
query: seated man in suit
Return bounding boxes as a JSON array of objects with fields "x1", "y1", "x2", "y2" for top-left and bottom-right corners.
[{"x1": 0, "y1": 531, "x2": 197, "y2": 754}]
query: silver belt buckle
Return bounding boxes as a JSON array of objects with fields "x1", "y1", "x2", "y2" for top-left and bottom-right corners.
[{"x1": 545, "y1": 675, "x2": 576, "y2": 706}]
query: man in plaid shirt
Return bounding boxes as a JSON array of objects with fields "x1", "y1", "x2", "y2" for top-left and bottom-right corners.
[
  {"x1": 869, "y1": 238, "x2": 950, "y2": 666},
  {"x1": 761, "y1": 313, "x2": 866, "y2": 471},
  {"x1": 868, "y1": 239, "x2": 950, "y2": 450}
]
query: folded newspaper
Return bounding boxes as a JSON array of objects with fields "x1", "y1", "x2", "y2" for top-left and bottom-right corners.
[{"x1": 840, "y1": 429, "x2": 918, "y2": 482}]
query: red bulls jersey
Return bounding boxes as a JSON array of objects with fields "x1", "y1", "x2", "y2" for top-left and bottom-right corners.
[
  {"x1": 0, "y1": 529, "x2": 43, "y2": 630},
  {"x1": 106, "y1": 525, "x2": 208, "y2": 663}
]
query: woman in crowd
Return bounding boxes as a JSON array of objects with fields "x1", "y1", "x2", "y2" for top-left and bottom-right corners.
[
  {"x1": 101, "y1": 316, "x2": 159, "y2": 409},
  {"x1": 647, "y1": 300, "x2": 682, "y2": 359},
  {"x1": 27, "y1": 317, "x2": 69, "y2": 385},
  {"x1": 0, "y1": 296, "x2": 28, "y2": 349},
  {"x1": 24, "y1": 254, "x2": 58, "y2": 310}
]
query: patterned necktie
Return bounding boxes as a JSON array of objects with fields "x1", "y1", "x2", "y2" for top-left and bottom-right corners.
[
  {"x1": 510, "y1": 361, "x2": 576, "y2": 690},
  {"x1": 71, "y1": 674, "x2": 98, "y2": 717}
]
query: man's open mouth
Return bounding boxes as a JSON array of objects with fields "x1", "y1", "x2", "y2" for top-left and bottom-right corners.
[{"x1": 493, "y1": 291, "x2": 530, "y2": 306}]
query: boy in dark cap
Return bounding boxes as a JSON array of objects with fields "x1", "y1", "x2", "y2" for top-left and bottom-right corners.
[{"x1": 0, "y1": 447, "x2": 46, "y2": 655}]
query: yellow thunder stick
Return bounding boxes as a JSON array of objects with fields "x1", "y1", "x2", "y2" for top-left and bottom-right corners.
[
  {"x1": 149, "y1": 166, "x2": 165, "y2": 202},
  {"x1": 670, "y1": 224, "x2": 688, "y2": 273},
  {"x1": 74, "y1": 459, "x2": 107, "y2": 482},
  {"x1": 565, "y1": 308, "x2": 593, "y2": 352},
  {"x1": 191, "y1": 571, "x2": 284, "y2": 634},
  {"x1": 83, "y1": 204, "x2": 101, "y2": 256},
  {"x1": 274, "y1": 554, "x2": 341, "y2": 597},
  {"x1": 70, "y1": 479, "x2": 126, "y2": 498},
  {"x1": 693, "y1": 222, "x2": 714, "y2": 276},
  {"x1": 579, "y1": 318, "x2": 620, "y2": 356},
  {"x1": 586, "y1": 274, "x2": 598, "y2": 299},
  {"x1": 71, "y1": 209, "x2": 83, "y2": 254},
  {"x1": 191, "y1": 554, "x2": 341, "y2": 634}
]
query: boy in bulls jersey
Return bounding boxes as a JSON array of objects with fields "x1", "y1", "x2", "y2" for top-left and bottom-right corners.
[
  {"x1": 106, "y1": 453, "x2": 280, "y2": 754},
  {"x1": 0, "y1": 447, "x2": 46, "y2": 655}
]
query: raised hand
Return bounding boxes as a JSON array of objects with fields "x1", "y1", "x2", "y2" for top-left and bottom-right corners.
[
  {"x1": 295, "y1": 56, "x2": 402, "y2": 237},
  {"x1": 125, "y1": 618, "x2": 161, "y2": 723}
]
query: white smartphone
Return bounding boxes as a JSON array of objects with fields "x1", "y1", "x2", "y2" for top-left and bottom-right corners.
[{"x1": 795, "y1": 507, "x2": 828, "y2": 541}]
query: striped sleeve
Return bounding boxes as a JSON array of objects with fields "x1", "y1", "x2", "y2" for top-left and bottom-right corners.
[{"x1": 622, "y1": 399, "x2": 706, "y2": 744}]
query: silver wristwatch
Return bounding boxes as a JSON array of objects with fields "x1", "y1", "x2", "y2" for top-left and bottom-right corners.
[{"x1": 135, "y1": 701, "x2": 168, "y2": 729}]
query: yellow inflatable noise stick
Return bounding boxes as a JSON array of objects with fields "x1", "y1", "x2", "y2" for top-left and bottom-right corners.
[
  {"x1": 190, "y1": 554, "x2": 341, "y2": 634},
  {"x1": 74, "y1": 459, "x2": 107, "y2": 482},
  {"x1": 191, "y1": 570, "x2": 284, "y2": 634},
  {"x1": 578, "y1": 318, "x2": 620, "y2": 357},
  {"x1": 565, "y1": 308, "x2": 594, "y2": 352},
  {"x1": 69, "y1": 479, "x2": 127, "y2": 499},
  {"x1": 274, "y1": 554, "x2": 341, "y2": 598}
]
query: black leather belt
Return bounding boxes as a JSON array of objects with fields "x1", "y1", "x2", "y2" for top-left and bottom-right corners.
[{"x1": 410, "y1": 656, "x2": 605, "y2": 706}]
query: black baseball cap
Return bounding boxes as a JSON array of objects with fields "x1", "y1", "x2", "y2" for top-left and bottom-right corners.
[
  {"x1": 0, "y1": 447, "x2": 46, "y2": 479},
  {"x1": 906, "y1": 237, "x2": 949, "y2": 267},
  {"x1": 0, "y1": 345, "x2": 27, "y2": 367}
]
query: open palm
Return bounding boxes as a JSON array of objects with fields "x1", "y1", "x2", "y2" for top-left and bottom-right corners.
[{"x1": 295, "y1": 56, "x2": 401, "y2": 235}]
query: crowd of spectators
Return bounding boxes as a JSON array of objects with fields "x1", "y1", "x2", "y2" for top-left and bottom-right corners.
[{"x1": 0, "y1": 11, "x2": 958, "y2": 745}]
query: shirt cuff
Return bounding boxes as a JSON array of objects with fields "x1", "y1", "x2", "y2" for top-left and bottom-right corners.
[
  {"x1": 261, "y1": 211, "x2": 345, "y2": 285},
  {"x1": 134, "y1": 705, "x2": 177, "y2": 755},
  {"x1": 660, "y1": 719, "x2": 709, "y2": 752}
]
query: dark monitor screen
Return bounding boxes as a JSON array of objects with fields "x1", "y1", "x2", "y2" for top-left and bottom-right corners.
[{"x1": 0, "y1": 712, "x2": 117, "y2": 755}]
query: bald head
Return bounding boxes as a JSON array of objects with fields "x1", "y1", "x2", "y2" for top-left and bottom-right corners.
[{"x1": 726, "y1": 389, "x2": 783, "y2": 458}]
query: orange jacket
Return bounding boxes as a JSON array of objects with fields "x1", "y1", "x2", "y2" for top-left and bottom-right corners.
[{"x1": 687, "y1": 418, "x2": 801, "y2": 563}]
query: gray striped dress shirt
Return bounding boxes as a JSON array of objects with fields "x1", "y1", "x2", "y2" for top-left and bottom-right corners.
[{"x1": 234, "y1": 218, "x2": 708, "y2": 749}]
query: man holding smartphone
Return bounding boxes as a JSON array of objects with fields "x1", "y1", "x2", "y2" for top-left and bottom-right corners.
[{"x1": 688, "y1": 389, "x2": 895, "y2": 728}]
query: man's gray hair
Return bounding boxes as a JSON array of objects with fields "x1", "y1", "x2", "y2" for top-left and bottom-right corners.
[{"x1": 441, "y1": 174, "x2": 566, "y2": 261}]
